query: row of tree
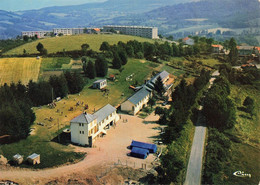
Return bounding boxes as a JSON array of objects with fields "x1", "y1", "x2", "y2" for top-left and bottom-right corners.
[
  {"x1": 219, "y1": 63, "x2": 260, "y2": 85},
  {"x1": 202, "y1": 76, "x2": 236, "y2": 129},
  {"x1": 155, "y1": 69, "x2": 211, "y2": 184},
  {"x1": 0, "y1": 71, "x2": 85, "y2": 141},
  {"x1": 99, "y1": 40, "x2": 203, "y2": 62},
  {"x1": 0, "y1": 83, "x2": 35, "y2": 140}
]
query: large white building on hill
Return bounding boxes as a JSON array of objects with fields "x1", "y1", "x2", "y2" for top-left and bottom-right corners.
[
  {"x1": 22, "y1": 31, "x2": 52, "y2": 38},
  {"x1": 70, "y1": 104, "x2": 119, "y2": 146},
  {"x1": 103, "y1": 25, "x2": 159, "y2": 39}
]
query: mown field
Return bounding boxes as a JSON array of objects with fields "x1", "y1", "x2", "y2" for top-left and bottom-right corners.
[
  {"x1": 5, "y1": 34, "x2": 154, "y2": 55},
  {"x1": 0, "y1": 57, "x2": 41, "y2": 85}
]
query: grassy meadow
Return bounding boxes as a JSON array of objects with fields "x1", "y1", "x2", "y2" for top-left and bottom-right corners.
[
  {"x1": 212, "y1": 83, "x2": 260, "y2": 184},
  {"x1": 0, "y1": 58, "x2": 170, "y2": 168},
  {"x1": 0, "y1": 57, "x2": 41, "y2": 85},
  {"x1": 5, "y1": 34, "x2": 154, "y2": 55}
]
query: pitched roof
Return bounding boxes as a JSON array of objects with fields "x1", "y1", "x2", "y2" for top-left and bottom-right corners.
[
  {"x1": 94, "y1": 104, "x2": 116, "y2": 123},
  {"x1": 27, "y1": 153, "x2": 40, "y2": 159},
  {"x1": 150, "y1": 70, "x2": 169, "y2": 84},
  {"x1": 237, "y1": 46, "x2": 254, "y2": 50},
  {"x1": 128, "y1": 86, "x2": 151, "y2": 105},
  {"x1": 255, "y1": 47, "x2": 260, "y2": 52},
  {"x1": 70, "y1": 113, "x2": 97, "y2": 124},
  {"x1": 183, "y1": 37, "x2": 190, "y2": 41},
  {"x1": 212, "y1": 44, "x2": 223, "y2": 48},
  {"x1": 93, "y1": 28, "x2": 100, "y2": 32},
  {"x1": 93, "y1": 79, "x2": 106, "y2": 84}
]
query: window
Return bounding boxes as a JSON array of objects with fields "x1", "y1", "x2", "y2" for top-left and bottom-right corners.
[
  {"x1": 79, "y1": 131, "x2": 81, "y2": 134},
  {"x1": 82, "y1": 131, "x2": 84, "y2": 134}
]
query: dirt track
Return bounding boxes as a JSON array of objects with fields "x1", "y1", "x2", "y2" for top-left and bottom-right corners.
[{"x1": 0, "y1": 113, "x2": 161, "y2": 184}]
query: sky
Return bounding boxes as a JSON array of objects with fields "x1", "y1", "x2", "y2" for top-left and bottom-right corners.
[{"x1": 0, "y1": 0, "x2": 106, "y2": 11}]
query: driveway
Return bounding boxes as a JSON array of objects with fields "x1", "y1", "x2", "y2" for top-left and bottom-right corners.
[{"x1": 0, "y1": 113, "x2": 160, "y2": 184}]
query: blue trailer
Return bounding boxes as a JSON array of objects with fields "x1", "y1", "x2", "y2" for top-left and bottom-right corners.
[
  {"x1": 131, "y1": 140, "x2": 157, "y2": 153},
  {"x1": 130, "y1": 147, "x2": 149, "y2": 159}
]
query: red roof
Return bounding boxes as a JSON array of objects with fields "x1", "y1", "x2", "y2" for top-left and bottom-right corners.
[
  {"x1": 183, "y1": 37, "x2": 190, "y2": 41},
  {"x1": 109, "y1": 74, "x2": 115, "y2": 78},
  {"x1": 212, "y1": 44, "x2": 222, "y2": 48},
  {"x1": 93, "y1": 28, "x2": 100, "y2": 32},
  {"x1": 255, "y1": 47, "x2": 260, "y2": 52}
]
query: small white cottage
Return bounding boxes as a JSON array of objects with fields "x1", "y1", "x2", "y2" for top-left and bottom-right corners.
[
  {"x1": 27, "y1": 153, "x2": 40, "y2": 165},
  {"x1": 13, "y1": 154, "x2": 23, "y2": 165},
  {"x1": 93, "y1": 79, "x2": 107, "y2": 89}
]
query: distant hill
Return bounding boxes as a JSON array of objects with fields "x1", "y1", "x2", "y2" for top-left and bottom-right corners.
[
  {"x1": 103, "y1": 0, "x2": 259, "y2": 36},
  {"x1": 0, "y1": 0, "x2": 194, "y2": 39},
  {"x1": 4, "y1": 34, "x2": 154, "y2": 55},
  {"x1": 143, "y1": 0, "x2": 260, "y2": 29}
]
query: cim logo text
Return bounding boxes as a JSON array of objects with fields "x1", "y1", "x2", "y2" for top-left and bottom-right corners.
[{"x1": 233, "y1": 171, "x2": 252, "y2": 178}]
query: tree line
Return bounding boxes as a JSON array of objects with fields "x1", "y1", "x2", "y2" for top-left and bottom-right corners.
[
  {"x1": 0, "y1": 71, "x2": 84, "y2": 141},
  {"x1": 154, "y1": 69, "x2": 211, "y2": 184}
]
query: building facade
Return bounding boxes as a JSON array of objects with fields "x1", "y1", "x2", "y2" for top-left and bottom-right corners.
[
  {"x1": 182, "y1": 37, "x2": 194, "y2": 45},
  {"x1": 121, "y1": 87, "x2": 152, "y2": 115},
  {"x1": 93, "y1": 79, "x2": 107, "y2": 89},
  {"x1": 103, "y1": 25, "x2": 159, "y2": 39},
  {"x1": 70, "y1": 104, "x2": 119, "y2": 146},
  {"x1": 212, "y1": 44, "x2": 224, "y2": 53},
  {"x1": 22, "y1": 31, "x2": 52, "y2": 38},
  {"x1": 121, "y1": 70, "x2": 171, "y2": 115}
]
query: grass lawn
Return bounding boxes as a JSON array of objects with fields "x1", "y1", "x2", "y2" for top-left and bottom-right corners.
[
  {"x1": 5, "y1": 34, "x2": 154, "y2": 55},
  {"x1": 0, "y1": 127, "x2": 85, "y2": 169},
  {"x1": 229, "y1": 84, "x2": 260, "y2": 147},
  {"x1": 0, "y1": 57, "x2": 41, "y2": 85},
  {"x1": 40, "y1": 57, "x2": 71, "y2": 70},
  {"x1": 207, "y1": 83, "x2": 260, "y2": 184},
  {"x1": 199, "y1": 58, "x2": 221, "y2": 67},
  {"x1": 0, "y1": 58, "x2": 155, "y2": 169}
]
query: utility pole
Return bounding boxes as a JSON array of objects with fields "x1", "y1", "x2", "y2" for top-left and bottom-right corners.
[
  {"x1": 51, "y1": 87, "x2": 54, "y2": 102},
  {"x1": 57, "y1": 118, "x2": 60, "y2": 143}
]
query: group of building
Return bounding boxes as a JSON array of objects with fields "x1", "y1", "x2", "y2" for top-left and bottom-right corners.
[
  {"x1": 12, "y1": 153, "x2": 40, "y2": 165},
  {"x1": 70, "y1": 70, "x2": 172, "y2": 146},
  {"x1": 22, "y1": 25, "x2": 159, "y2": 39},
  {"x1": 211, "y1": 44, "x2": 260, "y2": 57}
]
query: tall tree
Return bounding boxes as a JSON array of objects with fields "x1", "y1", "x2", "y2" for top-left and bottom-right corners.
[
  {"x1": 172, "y1": 43, "x2": 179, "y2": 57},
  {"x1": 118, "y1": 49, "x2": 128, "y2": 65},
  {"x1": 100, "y1": 41, "x2": 110, "y2": 52},
  {"x1": 154, "y1": 76, "x2": 165, "y2": 97},
  {"x1": 85, "y1": 61, "x2": 96, "y2": 79},
  {"x1": 49, "y1": 74, "x2": 68, "y2": 98},
  {"x1": 112, "y1": 51, "x2": 122, "y2": 69},
  {"x1": 228, "y1": 38, "x2": 238, "y2": 65},
  {"x1": 95, "y1": 55, "x2": 108, "y2": 77},
  {"x1": 36, "y1": 42, "x2": 44, "y2": 53}
]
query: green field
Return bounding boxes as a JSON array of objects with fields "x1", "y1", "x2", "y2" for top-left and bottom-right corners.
[
  {"x1": 40, "y1": 57, "x2": 71, "y2": 70},
  {"x1": 199, "y1": 58, "x2": 221, "y2": 67},
  {"x1": 0, "y1": 58, "x2": 157, "y2": 168},
  {"x1": 0, "y1": 127, "x2": 85, "y2": 169},
  {"x1": 209, "y1": 83, "x2": 260, "y2": 184},
  {"x1": 5, "y1": 34, "x2": 154, "y2": 55}
]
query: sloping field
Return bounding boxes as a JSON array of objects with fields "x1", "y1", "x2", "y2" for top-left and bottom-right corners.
[
  {"x1": 5, "y1": 34, "x2": 154, "y2": 55},
  {"x1": 0, "y1": 57, "x2": 41, "y2": 85}
]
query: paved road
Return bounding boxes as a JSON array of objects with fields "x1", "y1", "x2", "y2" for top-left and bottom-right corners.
[
  {"x1": 184, "y1": 71, "x2": 219, "y2": 185},
  {"x1": 184, "y1": 123, "x2": 206, "y2": 185}
]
